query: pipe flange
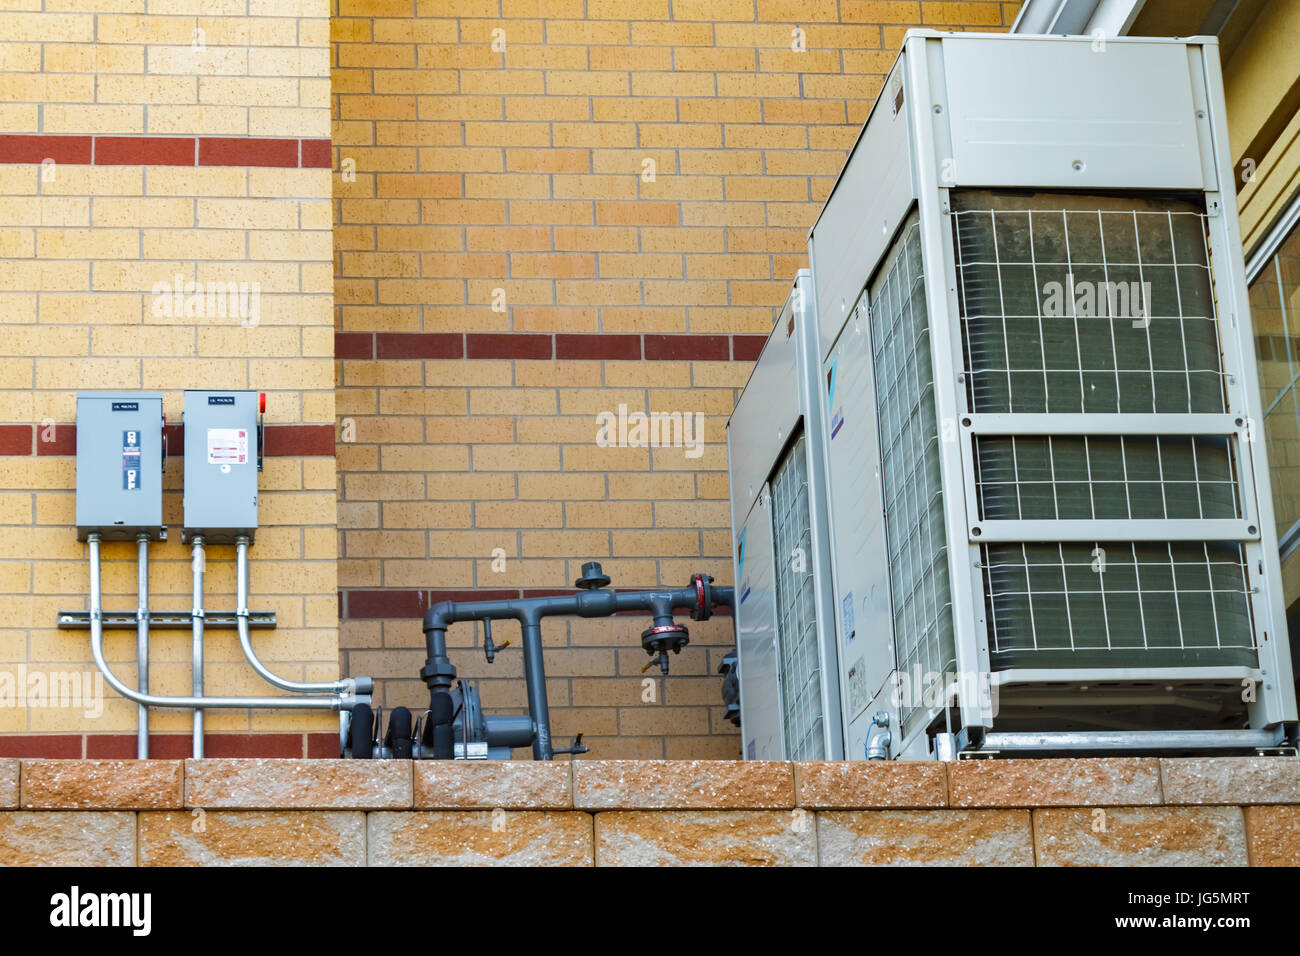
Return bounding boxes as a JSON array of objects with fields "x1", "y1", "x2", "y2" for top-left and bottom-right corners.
[
  {"x1": 690, "y1": 573, "x2": 714, "y2": 621},
  {"x1": 641, "y1": 622, "x2": 689, "y2": 655}
]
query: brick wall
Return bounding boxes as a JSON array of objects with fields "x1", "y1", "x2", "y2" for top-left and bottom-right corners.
[
  {"x1": 0, "y1": 0, "x2": 340, "y2": 749},
  {"x1": 3, "y1": 756, "x2": 1298, "y2": 865},
  {"x1": 332, "y1": 0, "x2": 1022, "y2": 758}
]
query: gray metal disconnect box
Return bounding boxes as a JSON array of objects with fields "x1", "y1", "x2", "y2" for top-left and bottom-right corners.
[
  {"x1": 183, "y1": 390, "x2": 259, "y2": 543},
  {"x1": 75, "y1": 392, "x2": 165, "y2": 541}
]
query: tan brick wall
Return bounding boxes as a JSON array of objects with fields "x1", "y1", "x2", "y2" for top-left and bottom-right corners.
[
  {"x1": 332, "y1": 1, "x2": 1021, "y2": 757},
  {"x1": 0, "y1": 1, "x2": 338, "y2": 740},
  {"x1": 3, "y1": 756, "x2": 1298, "y2": 865}
]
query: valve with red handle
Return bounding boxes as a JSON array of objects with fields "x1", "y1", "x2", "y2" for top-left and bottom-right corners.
[
  {"x1": 640, "y1": 572, "x2": 720, "y2": 674},
  {"x1": 256, "y1": 392, "x2": 266, "y2": 472}
]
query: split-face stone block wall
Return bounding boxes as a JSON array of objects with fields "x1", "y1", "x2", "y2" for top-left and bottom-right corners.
[{"x1": 2, "y1": 756, "x2": 1296, "y2": 866}]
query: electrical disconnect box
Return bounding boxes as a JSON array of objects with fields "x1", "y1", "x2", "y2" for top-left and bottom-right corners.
[
  {"x1": 75, "y1": 392, "x2": 165, "y2": 541},
  {"x1": 182, "y1": 389, "x2": 261, "y2": 544}
]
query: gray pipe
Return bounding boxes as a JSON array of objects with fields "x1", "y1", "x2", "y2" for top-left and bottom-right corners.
[
  {"x1": 191, "y1": 536, "x2": 204, "y2": 758},
  {"x1": 136, "y1": 533, "x2": 149, "y2": 759},
  {"x1": 481, "y1": 714, "x2": 534, "y2": 749},
  {"x1": 520, "y1": 621, "x2": 549, "y2": 760},
  {"x1": 421, "y1": 577, "x2": 735, "y2": 759},
  {"x1": 234, "y1": 536, "x2": 371, "y2": 696},
  {"x1": 87, "y1": 534, "x2": 364, "y2": 712}
]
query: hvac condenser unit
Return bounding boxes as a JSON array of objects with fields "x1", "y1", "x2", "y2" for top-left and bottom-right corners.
[
  {"x1": 783, "y1": 30, "x2": 1297, "y2": 759},
  {"x1": 728, "y1": 272, "x2": 843, "y2": 759}
]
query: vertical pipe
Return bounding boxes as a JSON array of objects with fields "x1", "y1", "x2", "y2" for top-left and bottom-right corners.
[
  {"x1": 89, "y1": 534, "x2": 109, "y2": 759},
  {"x1": 234, "y1": 535, "x2": 354, "y2": 694},
  {"x1": 520, "y1": 620, "x2": 552, "y2": 760},
  {"x1": 191, "y1": 536, "x2": 205, "y2": 758},
  {"x1": 88, "y1": 532, "x2": 102, "y2": 660},
  {"x1": 135, "y1": 533, "x2": 150, "y2": 759}
]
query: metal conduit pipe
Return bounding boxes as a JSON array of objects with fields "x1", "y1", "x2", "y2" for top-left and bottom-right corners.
[
  {"x1": 234, "y1": 537, "x2": 371, "y2": 697},
  {"x1": 135, "y1": 533, "x2": 150, "y2": 759},
  {"x1": 191, "y1": 536, "x2": 205, "y2": 757},
  {"x1": 87, "y1": 533, "x2": 366, "y2": 716}
]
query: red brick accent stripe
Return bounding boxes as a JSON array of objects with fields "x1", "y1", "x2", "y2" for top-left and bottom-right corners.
[
  {"x1": 646, "y1": 333, "x2": 729, "y2": 361},
  {"x1": 344, "y1": 589, "x2": 520, "y2": 619},
  {"x1": 336, "y1": 332, "x2": 376, "y2": 359},
  {"x1": 95, "y1": 136, "x2": 195, "y2": 166},
  {"x1": 199, "y1": 136, "x2": 299, "y2": 168},
  {"x1": 342, "y1": 588, "x2": 732, "y2": 620},
  {"x1": 0, "y1": 134, "x2": 91, "y2": 164},
  {"x1": 556, "y1": 333, "x2": 641, "y2": 360},
  {"x1": 375, "y1": 332, "x2": 462, "y2": 359},
  {"x1": 467, "y1": 333, "x2": 553, "y2": 360},
  {"x1": 0, "y1": 134, "x2": 331, "y2": 169},
  {"x1": 0, "y1": 733, "x2": 336, "y2": 758},
  {"x1": 264, "y1": 424, "x2": 335, "y2": 457},
  {"x1": 0, "y1": 425, "x2": 32, "y2": 455},
  {"x1": 4, "y1": 423, "x2": 336, "y2": 457},
  {"x1": 732, "y1": 335, "x2": 767, "y2": 362},
  {"x1": 338, "y1": 332, "x2": 769, "y2": 363},
  {"x1": 0, "y1": 734, "x2": 81, "y2": 758},
  {"x1": 299, "y1": 139, "x2": 333, "y2": 169}
]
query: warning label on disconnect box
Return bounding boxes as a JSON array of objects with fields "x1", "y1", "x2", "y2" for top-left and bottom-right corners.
[{"x1": 207, "y1": 428, "x2": 248, "y2": 465}]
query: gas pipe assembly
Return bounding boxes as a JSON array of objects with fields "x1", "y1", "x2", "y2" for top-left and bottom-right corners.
[{"x1": 344, "y1": 561, "x2": 734, "y2": 761}]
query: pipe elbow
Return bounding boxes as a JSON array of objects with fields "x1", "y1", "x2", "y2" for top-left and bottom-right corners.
[
  {"x1": 865, "y1": 712, "x2": 892, "y2": 760},
  {"x1": 423, "y1": 600, "x2": 456, "y2": 632},
  {"x1": 866, "y1": 730, "x2": 891, "y2": 760}
]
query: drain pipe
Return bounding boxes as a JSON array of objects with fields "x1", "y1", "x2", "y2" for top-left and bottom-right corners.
[
  {"x1": 191, "y1": 536, "x2": 205, "y2": 758},
  {"x1": 234, "y1": 536, "x2": 370, "y2": 696},
  {"x1": 87, "y1": 534, "x2": 367, "y2": 721},
  {"x1": 135, "y1": 533, "x2": 150, "y2": 759}
]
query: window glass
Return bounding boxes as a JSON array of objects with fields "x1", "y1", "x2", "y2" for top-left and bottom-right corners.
[{"x1": 1250, "y1": 222, "x2": 1300, "y2": 542}]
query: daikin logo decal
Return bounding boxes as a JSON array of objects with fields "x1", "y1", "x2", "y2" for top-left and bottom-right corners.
[
  {"x1": 827, "y1": 359, "x2": 842, "y2": 438},
  {"x1": 737, "y1": 531, "x2": 751, "y2": 605}
]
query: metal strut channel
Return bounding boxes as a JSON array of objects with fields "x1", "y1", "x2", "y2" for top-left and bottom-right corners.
[{"x1": 57, "y1": 610, "x2": 279, "y2": 630}]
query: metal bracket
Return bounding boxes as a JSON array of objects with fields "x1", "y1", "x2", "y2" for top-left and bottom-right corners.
[
  {"x1": 453, "y1": 741, "x2": 489, "y2": 760},
  {"x1": 57, "y1": 609, "x2": 277, "y2": 630},
  {"x1": 961, "y1": 728, "x2": 1292, "y2": 757}
]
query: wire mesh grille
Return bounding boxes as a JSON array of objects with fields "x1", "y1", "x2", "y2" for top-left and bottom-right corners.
[
  {"x1": 952, "y1": 194, "x2": 1225, "y2": 415},
  {"x1": 980, "y1": 542, "x2": 1257, "y2": 668},
  {"x1": 952, "y1": 191, "x2": 1254, "y2": 672},
  {"x1": 770, "y1": 432, "x2": 825, "y2": 760},
  {"x1": 871, "y1": 218, "x2": 956, "y2": 733},
  {"x1": 975, "y1": 434, "x2": 1241, "y2": 521}
]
